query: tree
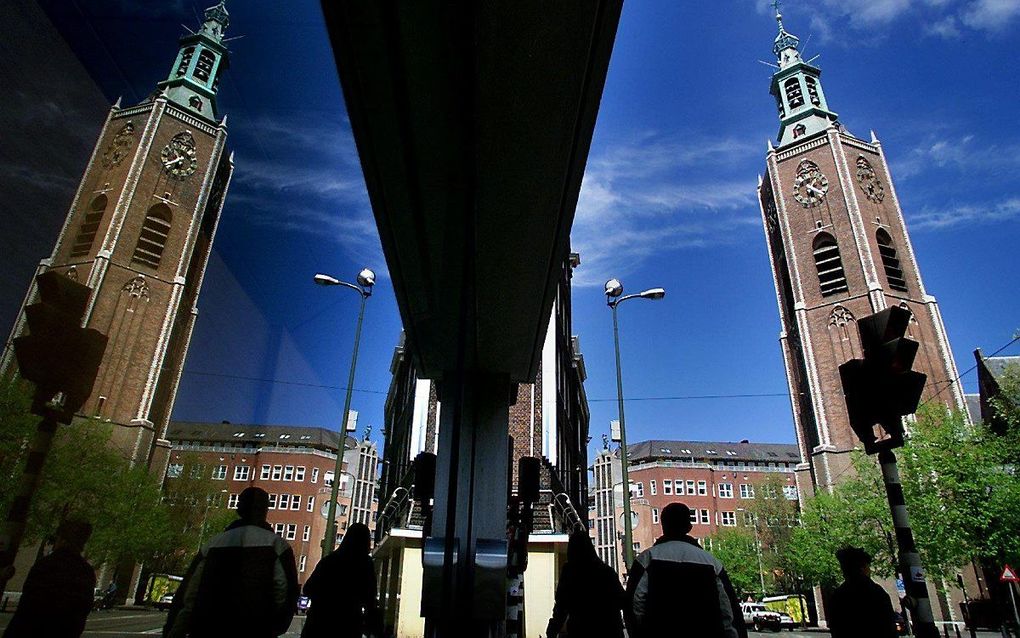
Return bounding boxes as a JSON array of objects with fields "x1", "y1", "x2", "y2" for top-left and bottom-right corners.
[{"x1": 707, "y1": 527, "x2": 763, "y2": 599}]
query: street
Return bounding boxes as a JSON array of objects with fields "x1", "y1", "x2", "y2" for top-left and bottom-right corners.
[{"x1": 0, "y1": 609, "x2": 313, "y2": 637}]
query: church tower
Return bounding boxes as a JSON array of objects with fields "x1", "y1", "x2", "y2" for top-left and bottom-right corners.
[
  {"x1": 757, "y1": 7, "x2": 965, "y2": 495},
  {"x1": 2, "y1": 2, "x2": 235, "y2": 474}
]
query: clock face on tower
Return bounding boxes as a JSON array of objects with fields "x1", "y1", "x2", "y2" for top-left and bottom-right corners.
[
  {"x1": 792, "y1": 160, "x2": 828, "y2": 208},
  {"x1": 855, "y1": 156, "x2": 885, "y2": 203},
  {"x1": 160, "y1": 131, "x2": 199, "y2": 178}
]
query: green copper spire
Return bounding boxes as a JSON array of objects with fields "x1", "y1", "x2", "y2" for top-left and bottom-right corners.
[
  {"x1": 157, "y1": 1, "x2": 230, "y2": 122},
  {"x1": 767, "y1": 3, "x2": 838, "y2": 147}
]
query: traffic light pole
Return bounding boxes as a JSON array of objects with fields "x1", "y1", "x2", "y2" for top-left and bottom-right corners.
[
  {"x1": 0, "y1": 412, "x2": 60, "y2": 594},
  {"x1": 878, "y1": 447, "x2": 938, "y2": 638}
]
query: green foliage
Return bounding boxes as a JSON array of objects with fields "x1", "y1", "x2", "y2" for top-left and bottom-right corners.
[
  {"x1": 0, "y1": 379, "x2": 39, "y2": 513},
  {"x1": 707, "y1": 527, "x2": 763, "y2": 598}
]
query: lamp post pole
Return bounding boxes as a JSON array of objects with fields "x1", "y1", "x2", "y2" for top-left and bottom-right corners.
[
  {"x1": 605, "y1": 279, "x2": 665, "y2": 571},
  {"x1": 315, "y1": 269, "x2": 374, "y2": 557}
]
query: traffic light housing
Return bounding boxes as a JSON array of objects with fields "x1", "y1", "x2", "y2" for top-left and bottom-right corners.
[
  {"x1": 839, "y1": 306, "x2": 926, "y2": 454},
  {"x1": 12, "y1": 271, "x2": 107, "y2": 423}
]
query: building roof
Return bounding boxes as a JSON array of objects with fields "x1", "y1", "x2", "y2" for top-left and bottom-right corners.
[
  {"x1": 167, "y1": 421, "x2": 357, "y2": 451},
  {"x1": 627, "y1": 439, "x2": 801, "y2": 464},
  {"x1": 982, "y1": 355, "x2": 1020, "y2": 380}
]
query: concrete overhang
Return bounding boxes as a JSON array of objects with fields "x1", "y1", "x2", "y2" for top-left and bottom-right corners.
[{"x1": 320, "y1": 2, "x2": 623, "y2": 382}]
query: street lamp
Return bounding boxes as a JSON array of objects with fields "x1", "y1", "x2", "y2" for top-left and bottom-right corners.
[
  {"x1": 315, "y1": 267, "x2": 375, "y2": 557},
  {"x1": 606, "y1": 278, "x2": 665, "y2": 569}
]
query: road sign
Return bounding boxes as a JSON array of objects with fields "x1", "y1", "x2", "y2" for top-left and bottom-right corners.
[{"x1": 1001, "y1": 565, "x2": 1019, "y2": 583}]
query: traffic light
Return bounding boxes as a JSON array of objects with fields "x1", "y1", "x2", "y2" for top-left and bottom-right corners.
[
  {"x1": 12, "y1": 271, "x2": 107, "y2": 423},
  {"x1": 839, "y1": 306, "x2": 926, "y2": 454}
]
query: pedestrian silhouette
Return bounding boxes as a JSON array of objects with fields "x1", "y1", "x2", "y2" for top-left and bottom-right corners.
[
  {"x1": 827, "y1": 547, "x2": 898, "y2": 638},
  {"x1": 3, "y1": 519, "x2": 96, "y2": 638},
  {"x1": 300, "y1": 522, "x2": 381, "y2": 638},
  {"x1": 545, "y1": 531, "x2": 625, "y2": 638},
  {"x1": 163, "y1": 487, "x2": 299, "y2": 638},
  {"x1": 625, "y1": 502, "x2": 747, "y2": 638}
]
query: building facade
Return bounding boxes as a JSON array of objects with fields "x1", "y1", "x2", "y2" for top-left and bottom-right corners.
[
  {"x1": 165, "y1": 422, "x2": 379, "y2": 584},
  {"x1": 591, "y1": 439, "x2": 800, "y2": 577},
  {"x1": 374, "y1": 253, "x2": 590, "y2": 638},
  {"x1": 756, "y1": 9, "x2": 965, "y2": 498},
  {"x1": 1, "y1": 2, "x2": 235, "y2": 478}
]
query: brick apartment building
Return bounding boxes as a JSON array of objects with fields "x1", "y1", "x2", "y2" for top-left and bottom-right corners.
[
  {"x1": 165, "y1": 421, "x2": 379, "y2": 584},
  {"x1": 591, "y1": 439, "x2": 801, "y2": 576}
]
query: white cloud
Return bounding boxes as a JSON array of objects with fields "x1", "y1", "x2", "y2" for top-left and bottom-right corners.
[
  {"x1": 570, "y1": 135, "x2": 760, "y2": 286},
  {"x1": 962, "y1": 0, "x2": 1020, "y2": 29},
  {"x1": 892, "y1": 133, "x2": 1020, "y2": 178},
  {"x1": 910, "y1": 197, "x2": 1020, "y2": 229},
  {"x1": 926, "y1": 15, "x2": 963, "y2": 36}
]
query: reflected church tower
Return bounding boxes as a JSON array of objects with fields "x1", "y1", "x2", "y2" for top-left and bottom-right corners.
[
  {"x1": 2, "y1": 2, "x2": 235, "y2": 473},
  {"x1": 756, "y1": 6, "x2": 965, "y2": 496}
]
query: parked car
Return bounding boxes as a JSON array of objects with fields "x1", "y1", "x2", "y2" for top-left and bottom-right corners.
[
  {"x1": 156, "y1": 593, "x2": 175, "y2": 611},
  {"x1": 777, "y1": 612, "x2": 796, "y2": 630},
  {"x1": 741, "y1": 602, "x2": 783, "y2": 632}
]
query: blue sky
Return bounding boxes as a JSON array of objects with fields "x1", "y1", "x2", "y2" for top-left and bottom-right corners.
[{"x1": 41, "y1": 0, "x2": 1020, "y2": 454}]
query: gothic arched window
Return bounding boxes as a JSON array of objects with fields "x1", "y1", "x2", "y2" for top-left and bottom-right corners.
[
  {"x1": 785, "y1": 78, "x2": 804, "y2": 109},
  {"x1": 876, "y1": 229, "x2": 908, "y2": 292},
  {"x1": 805, "y1": 76, "x2": 821, "y2": 106},
  {"x1": 69, "y1": 195, "x2": 108, "y2": 258},
  {"x1": 176, "y1": 47, "x2": 195, "y2": 78},
  {"x1": 828, "y1": 305, "x2": 856, "y2": 341},
  {"x1": 194, "y1": 49, "x2": 215, "y2": 83},
  {"x1": 132, "y1": 204, "x2": 172, "y2": 269},
  {"x1": 813, "y1": 233, "x2": 848, "y2": 296}
]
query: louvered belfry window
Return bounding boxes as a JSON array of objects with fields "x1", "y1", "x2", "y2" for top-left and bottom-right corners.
[
  {"x1": 69, "y1": 195, "x2": 108, "y2": 258},
  {"x1": 876, "y1": 229, "x2": 908, "y2": 291},
  {"x1": 813, "y1": 233, "x2": 848, "y2": 296},
  {"x1": 132, "y1": 204, "x2": 172, "y2": 269}
]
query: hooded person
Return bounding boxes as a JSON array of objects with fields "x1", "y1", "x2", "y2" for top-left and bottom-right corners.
[
  {"x1": 827, "y1": 547, "x2": 898, "y2": 638},
  {"x1": 545, "y1": 530, "x2": 626, "y2": 638},
  {"x1": 300, "y1": 522, "x2": 381, "y2": 638},
  {"x1": 163, "y1": 487, "x2": 299, "y2": 638},
  {"x1": 625, "y1": 502, "x2": 747, "y2": 638}
]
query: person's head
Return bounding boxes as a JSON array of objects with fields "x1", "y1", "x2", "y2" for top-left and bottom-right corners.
[
  {"x1": 54, "y1": 519, "x2": 92, "y2": 554},
  {"x1": 660, "y1": 502, "x2": 693, "y2": 538},
  {"x1": 237, "y1": 487, "x2": 270, "y2": 524},
  {"x1": 566, "y1": 530, "x2": 598, "y2": 564},
  {"x1": 836, "y1": 547, "x2": 872, "y2": 580},
  {"x1": 336, "y1": 522, "x2": 372, "y2": 558}
]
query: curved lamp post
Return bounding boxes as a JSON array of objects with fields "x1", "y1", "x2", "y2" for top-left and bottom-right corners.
[
  {"x1": 605, "y1": 278, "x2": 665, "y2": 569},
  {"x1": 315, "y1": 268, "x2": 375, "y2": 556}
]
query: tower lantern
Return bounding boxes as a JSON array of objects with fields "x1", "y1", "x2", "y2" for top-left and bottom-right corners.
[{"x1": 158, "y1": 1, "x2": 230, "y2": 121}]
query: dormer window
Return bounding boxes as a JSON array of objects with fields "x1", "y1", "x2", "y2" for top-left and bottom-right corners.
[
  {"x1": 785, "y1": 78, "x2": 804, "y2": 109},
  {"x1": 793, "y1": 124, "x2": 807, "y2": 139}
]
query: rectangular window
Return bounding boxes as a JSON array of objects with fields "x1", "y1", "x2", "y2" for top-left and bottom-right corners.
[
  {"x1": 700, "y1": 509, "x2": 710, "y2": 524},
  {"x1": 783, "y1": 485, "x2": 799, "y2": 500},
  {"x1": 650, "y1": 480, "x2": 657, "y2": 496},
  {"x1": 303, "y1": 525, "x2": 311, "y2": 542},
  {"x1": 274, "y1": 523, "x2": 285, "y2": 536},
  {"x1": 675, "y1": 479, "x2": 684, "y2": 496},
  {"x1": 652, "y1": 508, "x2": 660, "y2": 525},
  {"x1": 718, "y1": 483, "x2": 733, "y2": 499},
  {"x1": 286, "y1": 524, "x2": 297, "y2": 541},
  {"x1": 324, "y1": 471, "x2": 334, "y2": 487},
  {"x1": 633, "y1": 482, "x2": 644, "y2": 498},
  {"x1": 261, "y1": 465, "x2": 271, "y2": 480},
  {"x1": 295, "y1": 466, "x2": 306, "y2": 482},
  {"x1": 307, "y1": 496, "x2": 315, "y2": 512},
  {"x1": 291, "y1": 495, "x2": 301, "y2": 511},
  {"x1": 689, "y1": 509, "x2": 698, "y2": 524},
  {"x1": 272, "y1": 465, "x2": 283, "y2": 481},
  {"x1": 190, "y1": 464, "x2": 205, "y2": 479},
  {"x1": 233, "y1": 465, "x2": 250, "y2": 481},
  {"x1": 283, "y1": 465, "x2": 295, "y2": 481},
  {"x1": 279, "y1": 494, "x2": 290, "y2": 510},
  {"x1": 721, "y1": 511, "x2": 736, "y2": 527},
  {"x1": 697, "y1": 480, "x2": 707, "y2": 496},
  {"x1": 663, "y1": 480, "x2": 673, "y2": 495},
  {"x1": 227, "y1": 493, "x2": 239, "y2": 509},
  {"x1": 299, "y1": 555, "x2": 307, "y2": 572},
  {"x1": 311, "y1": 468, "x2": 320, "y2": 483},
  {"x1": 686, "y1": 480, "x2": 695, "y2": 495},
  {"x1": 212, "y1": 465, "x2": 227, "y2": 480},
  {"x1": 167, "y1": 463, "x2": 183, "y2": 478},
  {"x1": 740, "y1": 484, "x2": 754, "y2": 499},
  {"x1": 268, "y1": 493, "x2": 278, "y2": 509}
]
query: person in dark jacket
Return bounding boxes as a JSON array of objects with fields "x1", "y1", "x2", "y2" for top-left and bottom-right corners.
[
  {"x1": 163, "y1": 487, "x2": 299, "y2": 638},
  {"x1": 625, "y1": 503, "x2": 747, "y2": 638},
  {"x1": 3, "y1": 520, "x2": 96, "y2": 638},
  {"x1": 300, "y1": 522, "x2": 381, "y2": 638},
  {"x1": 827, "y1": 547, "x2": 898, "y2": 638},
  {"x1": 545, "y1": 531, "x2": 625, "y2": 638}
]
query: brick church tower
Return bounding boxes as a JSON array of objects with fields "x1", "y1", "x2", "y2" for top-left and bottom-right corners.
[
  {"x1": 756, "y1": 8, "x2": 965, "y2": 495},
  {"x1": 1, "y1": 2, "x2": 234, "y2": 474}
]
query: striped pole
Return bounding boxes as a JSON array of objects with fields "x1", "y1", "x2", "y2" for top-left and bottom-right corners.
[
  {"x1": 0, "y1": 413, "x2": 60, "y2": 594},
  {"x1": 879, "y1": 448, "x2": 939, "y2": 638}
]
